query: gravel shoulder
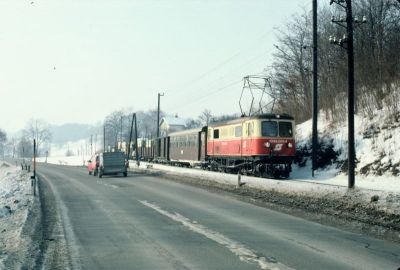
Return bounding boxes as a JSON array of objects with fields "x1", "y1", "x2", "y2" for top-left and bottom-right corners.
[{"x1": 130, "y1": 163, "x2": 400, "y2": 243}]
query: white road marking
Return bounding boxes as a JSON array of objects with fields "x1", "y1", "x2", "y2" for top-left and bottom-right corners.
[
  {"x1": 96, "y1": 180, "x2": 118, "y2": 189},
  {"x1": 139, "y1": 200, "x2": 295, "y2": 270}
]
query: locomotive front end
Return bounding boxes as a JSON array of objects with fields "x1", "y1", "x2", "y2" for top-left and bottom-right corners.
[{"x1": 252, "y1": 114, "x2": 295, "y2": 178}]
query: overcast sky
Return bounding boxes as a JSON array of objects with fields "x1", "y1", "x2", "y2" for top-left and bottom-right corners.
[{"x1": 0, "y1": 0, "x2": 310, "y2": 133}]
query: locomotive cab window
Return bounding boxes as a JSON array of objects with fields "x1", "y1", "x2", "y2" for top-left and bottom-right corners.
[
  {"x1": 279, "y1": 122, "x2": 293, "y2": 137},
  {"x1": 261, "y1": 121, "x2": 278, "y2": 137},
  {"x1": 213, "y1": 129, "x2": 219, "y2": 139}
]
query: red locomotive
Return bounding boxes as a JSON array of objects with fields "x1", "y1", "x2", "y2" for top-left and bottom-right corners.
[{"x1": 207, "y1": 113, "x2": 295, "y2": 178}]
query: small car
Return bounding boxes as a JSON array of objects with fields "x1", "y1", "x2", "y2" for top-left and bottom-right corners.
[{"x1": 87, "y1": 155, "x2": 99, "y2": 176}]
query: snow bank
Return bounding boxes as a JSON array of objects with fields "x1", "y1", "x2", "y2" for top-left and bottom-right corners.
[
  {"x1": 36, "y1": 155, "x2": 88, "y2": 166},
  {"x1": 130, "y1": 161, "x2": 400, "y2": 218},
  {"x1": 0, "y1": 161, "x2": 34, "y2": 268},
  {"x1": 132, "y1": 161, "x2": 400, "y2": 193},
  {"x1": 296, "y1": 109, "x2": 400, "y2": 177}
]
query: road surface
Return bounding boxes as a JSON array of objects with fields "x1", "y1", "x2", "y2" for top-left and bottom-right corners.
[{"x1": 37, "y1": 163, "x2": 400, "y2": 270}]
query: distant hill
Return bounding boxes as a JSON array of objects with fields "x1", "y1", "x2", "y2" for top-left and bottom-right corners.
[{"x1": 50, "y1": 123, "x2": 101, "y2": 144}]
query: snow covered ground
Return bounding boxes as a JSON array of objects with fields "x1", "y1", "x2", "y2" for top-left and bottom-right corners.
[
  {"x1": 296, "y1": 109, "x2": 400, "y2": 177},
  {"x1": 128, "y1": 161, "x2": 400, "y2": 219},
  {"x1": 0, "y1": 161, "x2": 34, "y2": 268},
  {"x1": 36, "y1": 155, "x2": 88, "y2": 166}
]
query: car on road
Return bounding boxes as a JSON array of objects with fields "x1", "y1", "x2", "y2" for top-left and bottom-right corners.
[
  {"x1": 87, "y1": 155, "x2": 99, "y2": 176},
  {"x1": 98, "y1": 151, "x2": 128, "y2": 178}
]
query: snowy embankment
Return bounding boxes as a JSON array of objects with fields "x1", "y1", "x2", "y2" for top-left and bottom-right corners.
[
  {"x1": 296, "y1": 109, "x2": 400, "y2": 177},
  {"x1": 131, "y1": 161, "x2": 400, "y2": 212},
  {"x1": 129, "y1": 161, "x2": 400, "y2": 240},
  {"x1": 0, "y1": 161, "x2": 34, "y2": 268},
  {"x1": 36, "y1": 155, "x2": 87, "y2": 166}
]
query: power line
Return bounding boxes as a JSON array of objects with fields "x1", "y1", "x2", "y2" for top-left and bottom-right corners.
[{"x1": 165, "y1": 79, "x2": 243, "y2": 113}]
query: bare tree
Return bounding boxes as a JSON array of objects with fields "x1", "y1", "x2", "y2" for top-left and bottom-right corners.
[
  {"x1": 199, "y1": 109, "x2": 213, "y2": 126},
  {"x1": 272, "y1": 9, "x2": 313, "y2": 123},
  {"x1": 185, "y1": 118, "x2": 202, "y2": 129},
  {"x1": 22, "y1": 119, "x2": 52, "y2": 156},
  {"x1": 269, "y1": 1, "x2": 400, "y2": 123},
  {"x1": 17, "y1": 136, "x2": 33, "y2": 158},
  {"x1": 211, "y1": 113, "x2": 239, "y2": 124}
]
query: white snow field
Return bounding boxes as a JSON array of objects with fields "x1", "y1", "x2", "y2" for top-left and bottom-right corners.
[
  {"x1": 36, "y1": 155, "x2": 88, "y2": 166},
  {"x1": 0, "y1": 161, "x2": 34, "y2": 268}
]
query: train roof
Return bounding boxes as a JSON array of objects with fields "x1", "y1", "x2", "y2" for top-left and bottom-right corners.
[
  {"x1": 208, "y1": 113, "x2": 294, "y2": 128},
  {"x1": 168, "y1": 127, "x2": 206, "y2": 137}
]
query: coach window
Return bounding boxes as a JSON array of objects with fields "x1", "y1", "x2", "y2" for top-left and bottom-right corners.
[
  {"x1": 261, "y1": 121, "x2": 278, "y2": 137},
  {"x1": 214, "y1": 129, "x2": 219, "y2": 139},
  {"x1": 235, "y1": 126, "x2": 242, "y2": 137}
]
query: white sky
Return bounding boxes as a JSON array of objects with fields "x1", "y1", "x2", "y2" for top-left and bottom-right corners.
[{"x1": 0, "y1": 0, "x2": 309, "y2": 133}]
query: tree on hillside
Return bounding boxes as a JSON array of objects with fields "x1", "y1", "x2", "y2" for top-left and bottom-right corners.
[
  {"x1": 271, "y1": 9, "x2": 312, "y2": 123},
  {"x1": 0, "y1": 129, "x2": 7, "y2": 158},
  {"x1": 269, "y1": 1, "x2": 400, "y2": 123},
  {"x1": 22, "y1": 119, "x2": 52, "y2": 156}
]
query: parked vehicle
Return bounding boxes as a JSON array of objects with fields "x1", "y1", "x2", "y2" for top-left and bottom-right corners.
[
  {"x1": 87, "y1": 155, "x2": 99, "y2": 176},
  {"x1": 98, "y1": 151, "x2": 128, "y2": 178}
]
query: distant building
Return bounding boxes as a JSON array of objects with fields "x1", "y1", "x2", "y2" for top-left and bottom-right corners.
[{"x1": 160, "y1": 116, "x2": 186, "y2": 136}]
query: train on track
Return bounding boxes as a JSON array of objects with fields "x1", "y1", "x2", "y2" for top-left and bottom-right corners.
[{"x1": 136, "y1": 113, "x2": 296, "y2": 178}]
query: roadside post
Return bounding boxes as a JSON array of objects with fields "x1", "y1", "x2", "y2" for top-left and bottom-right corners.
[{"x1": 31, "y1": 139, "x2": 36, "y2": 196}]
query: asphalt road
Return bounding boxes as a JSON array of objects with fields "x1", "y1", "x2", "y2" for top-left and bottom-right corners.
[{"x1": 37, "y1": 163, "x2": 400, "y2": 270}]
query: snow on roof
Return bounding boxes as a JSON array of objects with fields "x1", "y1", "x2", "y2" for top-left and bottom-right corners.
[{"x1": 161, "y1": 116, "x2": 187, "y2": 126}]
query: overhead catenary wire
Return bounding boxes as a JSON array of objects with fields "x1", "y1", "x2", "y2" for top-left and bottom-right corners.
[
  {"x1": 166, "y1": 79, "x2": 243, "y2": 113},
  {"x1": 163, "y1": 0, "x2": 312, "y2": 115},
  {"x1": 166, "y1": 7, "x2": 305, "y2": 99}
]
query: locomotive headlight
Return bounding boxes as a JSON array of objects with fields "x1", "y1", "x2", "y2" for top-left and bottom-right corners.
[
  {"x1": 287, "y1": 142, "x2": 293, "y2": 148},
  {"x1": 264, "y1": 142, "x2": 271, "y2": 148}
]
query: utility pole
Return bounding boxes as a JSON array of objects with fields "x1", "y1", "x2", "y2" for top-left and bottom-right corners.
[
  {"x1": 157, "y1": 92, "x2": 164, "y2": 157},
  {"x1": 346, "y1": 0, "x2": 355, "y2": 188},
  {"x1": 103, "y1": 125, "x2": 106, "y2": 152},
  {"x1": 312, "y1": 0, "x2": 318, "y2": 177},
  {"x1": 120, "y1": 116, "x2": 123, "y2": 151},
  {"x1": 33, "y1": 139, "x2": 36, "y2": 178},
  {"x1": 329, "y1": 0, "x2": 366, "y2": 188},
  {"x1": 127, "y1": 113, "x2": 140, "y2": 166},
  {"x1": 127, "y1": 113, "x2": 135, "y2": 161},
  {"x1": 157, "y1": 92, "x2": 164, "y2": 138},
  {"x1": 32, "y1": 139, "x2": 36, "y2": 196}
]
